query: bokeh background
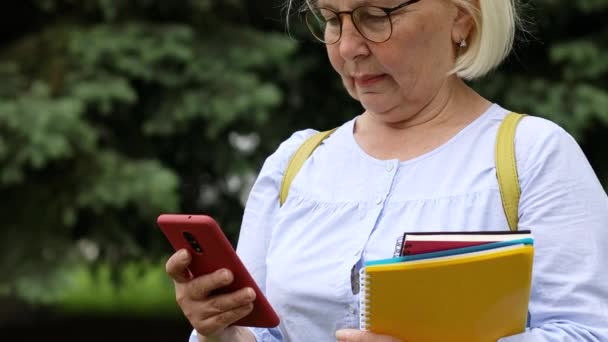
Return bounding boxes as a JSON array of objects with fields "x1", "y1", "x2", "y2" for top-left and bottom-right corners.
[{"x1": 1, "y1": 0, "x2": 607, "y2": 340}]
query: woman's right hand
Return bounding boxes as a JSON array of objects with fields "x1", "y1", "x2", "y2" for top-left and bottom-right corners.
[{"x1": 165, "y1": 248, "x2": 257, "y2": 341}]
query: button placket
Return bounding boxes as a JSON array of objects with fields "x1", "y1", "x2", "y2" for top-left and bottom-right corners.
[
  {"x1": 348, "y1": 304, "x2": 357, "y2": 315},
  {"x1": 377, "y1": 160, "x2": 397, "y2": 205}
]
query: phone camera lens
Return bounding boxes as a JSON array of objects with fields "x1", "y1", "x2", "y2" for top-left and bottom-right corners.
[{"x1": 183, "y1": 231, "x2": 203, "y2": 253}]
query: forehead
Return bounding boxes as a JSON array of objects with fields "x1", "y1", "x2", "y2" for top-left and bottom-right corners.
[{"x1": 315, "y1": 0, "x2": 395, "y2": 8}]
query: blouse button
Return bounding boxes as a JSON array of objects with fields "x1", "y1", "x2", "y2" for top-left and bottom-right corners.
[
  {"x1": 386, "y1": 163, "x2": 394, "y2": 172},
  {"x1": 375, "y1": 196, "x2": 383, "y2": 205}
]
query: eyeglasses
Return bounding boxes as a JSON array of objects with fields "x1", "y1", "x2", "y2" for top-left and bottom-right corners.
[{"x1": 302, "y1": 0, "x2": 422, "y2": 44}]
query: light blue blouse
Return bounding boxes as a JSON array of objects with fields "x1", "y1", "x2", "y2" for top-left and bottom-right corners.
[{"x1": 189, "y1": 104, "x2": 608, "y2": 341}]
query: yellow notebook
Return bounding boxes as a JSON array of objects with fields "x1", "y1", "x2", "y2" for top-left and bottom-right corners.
[{"x1": 359, "y1": 244, "x2": 534, "y2": 342}]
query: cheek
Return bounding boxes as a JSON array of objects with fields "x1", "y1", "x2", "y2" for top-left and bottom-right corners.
[
  {"x1": 416, "y1": 19, "x2": 455, "y2": 66},
  {"x1": 327, "y1": 47, "x2": 355, "y2": 89},
  {"x1": 327, "y1": 47, "x2": 344, "y2": 76},
  {"x1": 385, "y1": 26, "x2": 451, "y2": 80}
]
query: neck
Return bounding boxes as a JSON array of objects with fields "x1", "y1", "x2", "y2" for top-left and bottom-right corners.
[
  {"x1": 360, "y1": 76, "x2": 491, "y2": 134},
  {"x1": 353, "y1": 77, "x2": 492, "y2": 161}
]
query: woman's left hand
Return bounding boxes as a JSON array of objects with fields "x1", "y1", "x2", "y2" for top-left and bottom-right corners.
[{"x1": 335, "y1": 329, "x2": 403, "y2": 342}]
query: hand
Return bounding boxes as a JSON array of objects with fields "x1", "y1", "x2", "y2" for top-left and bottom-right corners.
[
  {"x1": 165, "y1": 249, "x2": 257, "y2": 338},
  {"x1": 336, "y1": 329, "x2": 404, "y2": 342}
]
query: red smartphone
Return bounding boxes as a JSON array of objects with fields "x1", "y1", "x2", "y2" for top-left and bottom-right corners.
[{"x1": 157, "y1": 214, "x2": 280, "y2": 328}]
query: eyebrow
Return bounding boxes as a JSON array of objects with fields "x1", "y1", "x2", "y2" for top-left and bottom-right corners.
[{"x1": 316, "y1": 0, "x2": 401, "y2": 9}]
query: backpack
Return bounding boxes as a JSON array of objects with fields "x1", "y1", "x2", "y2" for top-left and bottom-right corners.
[{"x1": 279, "y1": 112, "x2": 526, "y2": 232}]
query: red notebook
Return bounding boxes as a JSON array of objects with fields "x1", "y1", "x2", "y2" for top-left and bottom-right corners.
[{"x1": 393, "y1": 230, "x2": 532, "y2": 257}]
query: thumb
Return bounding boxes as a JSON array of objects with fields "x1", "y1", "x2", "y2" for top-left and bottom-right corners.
[
  {"x1": 165, "y1": 249, "x2": 192, "y2": 283},
  {"x1": 335, "y1": 329, "x2": 364, "y2": 341},
  {"x1": 336, "y1": 329, "x2": 402, "y2": 342}
]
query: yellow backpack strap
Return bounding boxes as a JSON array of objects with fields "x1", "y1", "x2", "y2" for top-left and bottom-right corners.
[
  {"x1": 279, "y1": 128, "x2": 338, "y2": 206},
  {"x1": 495, "y1": 112, "x2": 527, "y2": 232}
]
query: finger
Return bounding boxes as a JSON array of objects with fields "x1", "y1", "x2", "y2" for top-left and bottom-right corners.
[
  {"x1": 336, "y1": 329, "x2": 402, "y2": 342},
  {"x1": 195, "y1": 302, "x2": 255, "y2": 337},
  {"x1": 336, "y1": 329, "x2": 360, "y2": 342},
  {"x1": 189, "y1": 268, "x2": 235, "y2": 300},
  {"x1": 165, "y1": 249, "x2": 192, "y2": 283},
  {"x1": 204, "y1": 287, "x2": 256, "y2": 317}
]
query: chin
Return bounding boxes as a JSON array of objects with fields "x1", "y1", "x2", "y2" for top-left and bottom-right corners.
[{"x1": 358, "y1": 94, "x2": 396, "y2": 115}]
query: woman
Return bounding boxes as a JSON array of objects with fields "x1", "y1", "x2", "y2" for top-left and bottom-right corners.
[{"x1": 165, "y1": 0, "x2": 608, "y2": 341}]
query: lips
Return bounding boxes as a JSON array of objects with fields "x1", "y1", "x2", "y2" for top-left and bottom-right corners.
[{"x1": 353, "y1": 74, "x2": 386, "y2": 87}]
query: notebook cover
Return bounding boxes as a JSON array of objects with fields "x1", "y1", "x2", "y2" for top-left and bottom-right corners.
[
  {"x1": 360, "y1": 244, "x2": 534, "y2": 342},
  {"x1": 402, "y1": 230, "x2": 531, "y2": 237},
  {"x1": 402, "y1": 240, "x2": 497, "y2": 255}
]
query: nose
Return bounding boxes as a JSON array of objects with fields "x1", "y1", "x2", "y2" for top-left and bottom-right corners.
[{"x1": 338, "y1": 16, "x2": 369, "y2": 61}]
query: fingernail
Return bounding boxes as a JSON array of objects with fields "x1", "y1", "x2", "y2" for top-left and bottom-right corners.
[
  {"x1": 335, "y1": 329, "x2": 348, "y2": 340},
  {"x1": 221, "y1": 269, "x2": 232, "y2": 282},
  {"x1": 247, "y1": 288, "x2": 256, "y2": 300},
  {"x1": 179, "y1": 249, "x2": 188, "y2": 260}
]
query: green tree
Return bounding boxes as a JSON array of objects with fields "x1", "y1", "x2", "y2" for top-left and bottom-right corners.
[{"x1": 0, "y1": 0, "x2": 296, "y2": 287}]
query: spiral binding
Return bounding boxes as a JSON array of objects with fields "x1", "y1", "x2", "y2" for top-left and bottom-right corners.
[
  {"x1": 393, "y1": 233, "x2": 406, "y2": 257},
  {"x1": 359, "y1": 267, "x2": 371, "y2": 330}
]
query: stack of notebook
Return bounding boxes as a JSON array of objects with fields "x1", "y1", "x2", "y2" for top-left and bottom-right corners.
[
  {"x1": 360, "y1": 230, "x2": 534, "y2": 342},
  {"x1": 393, "y1": 230, "x2": 533, "y2": 258}
]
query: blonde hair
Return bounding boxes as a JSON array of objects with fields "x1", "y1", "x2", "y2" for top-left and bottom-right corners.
[
  {"x1": 451, "y1": 0, "x2": 519, "y2": 80},
  {"x1": 283, "y1": 0, "x2": 519, "y2": 80}
]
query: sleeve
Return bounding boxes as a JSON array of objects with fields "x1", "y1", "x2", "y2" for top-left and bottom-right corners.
[
  {"x1": 235, "y1": 129, "x2": 318, "y2": 342},
  {"x1": 498, "y1": 118, "x2": 608, "y2": 341}
]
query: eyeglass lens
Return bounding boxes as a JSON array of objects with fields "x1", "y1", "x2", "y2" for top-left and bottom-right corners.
[{"x1": 305, "y1": 7, "x2": 393, "y2": 44}]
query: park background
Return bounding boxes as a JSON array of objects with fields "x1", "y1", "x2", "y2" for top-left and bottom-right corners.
[{"x1": 1, "y1": 0, "x2": 607, "y2": 340}]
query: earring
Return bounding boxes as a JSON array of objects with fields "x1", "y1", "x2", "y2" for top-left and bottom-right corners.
[{"x1": 459, "y1": 39, "x2": 467, "y2": 48}]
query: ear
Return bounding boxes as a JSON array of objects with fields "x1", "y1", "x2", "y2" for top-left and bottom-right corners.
[{"x1": 451, "y1": 3, "x2": 475, "y2": 45}]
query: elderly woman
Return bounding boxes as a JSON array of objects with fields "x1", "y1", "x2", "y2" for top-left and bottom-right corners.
[{"x1": 165, "y1": 0, "x2": 608, "y2": 341}]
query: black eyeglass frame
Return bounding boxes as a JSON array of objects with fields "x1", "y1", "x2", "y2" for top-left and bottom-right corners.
[{"x1": 301, "y1": 0, "x2": 422, "y2": 44}]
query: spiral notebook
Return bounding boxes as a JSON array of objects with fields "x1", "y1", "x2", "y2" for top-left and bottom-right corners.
[{"x1": 360, "y1": 240, "x2": 534, "y2": 342}]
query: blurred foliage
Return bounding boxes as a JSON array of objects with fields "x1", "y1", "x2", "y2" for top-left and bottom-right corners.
[
  {"x1": 475, "y1": 0, "x2": 608, "y2": 181},
  {"x1": 0, "y1": 0, "x2": 607, "y2": 316},
  {"x1": 477, "y1": 1, "x2": 608, "y2": 138},
  {"x1": 15, "y1": 259, "x2": 179, "y2": 316},
  {"x1": 0, "y1": 0, "x2": 299, "y2": 292}
]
